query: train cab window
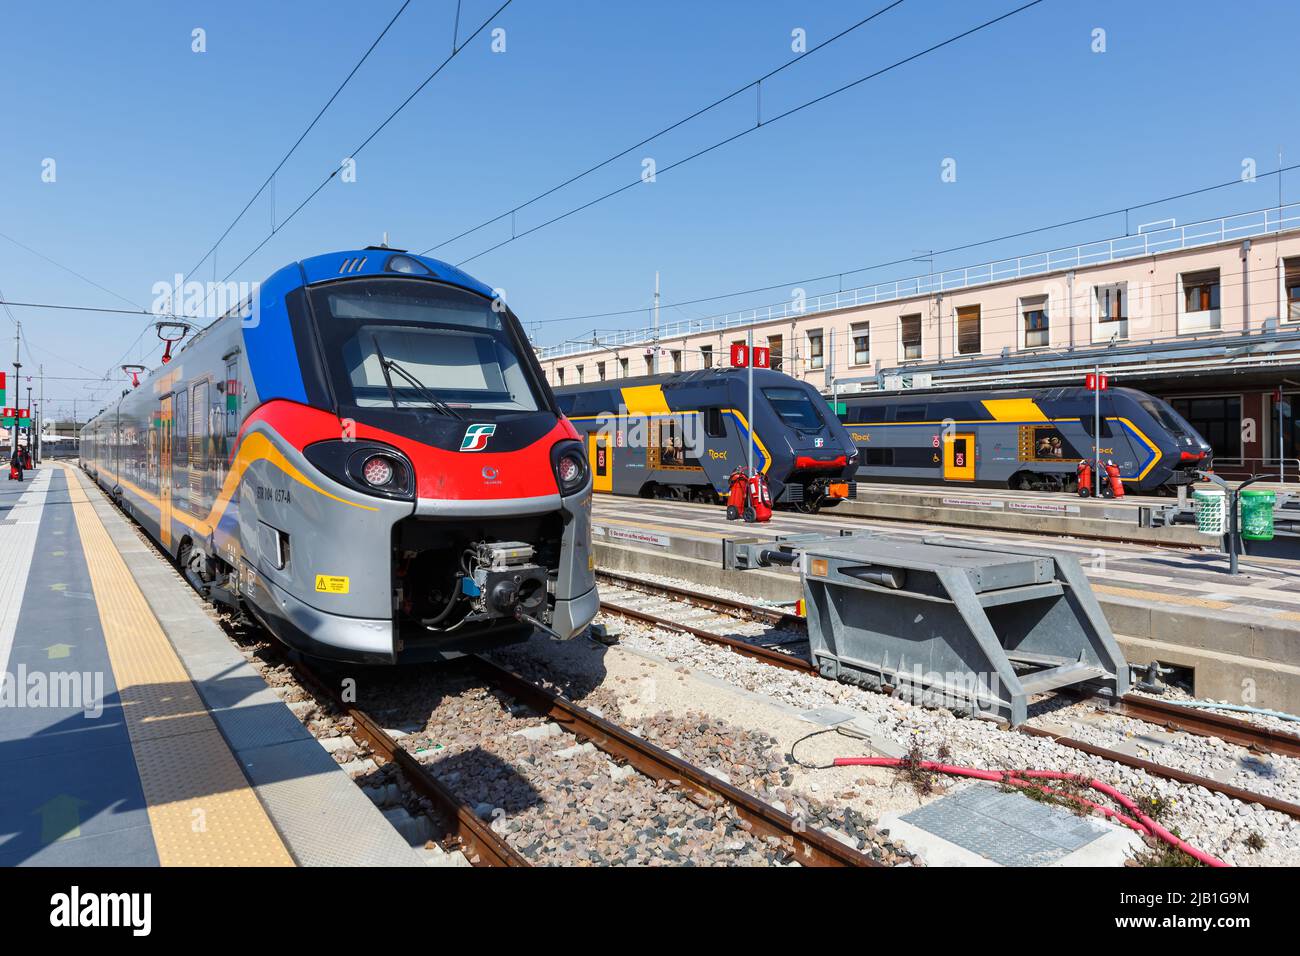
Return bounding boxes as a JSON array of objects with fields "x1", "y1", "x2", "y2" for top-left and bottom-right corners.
[
  {"x1": 704, "y1": 407, "x2": 726, "y2": 439},
  {"x1": 762, "y1": 387, "x2": 825, "y2": 431},
  {"x1": 310, "y1": 278, "x2": 545, "y2": 415}
]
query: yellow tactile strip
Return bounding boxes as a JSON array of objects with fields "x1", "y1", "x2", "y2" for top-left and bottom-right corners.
[
  {"x1": 1092, "y1": 583, "x2": 1234, "y2": 611},
  {"x1": 57, "y1": 463, "x2": 293, "y2": 866}
]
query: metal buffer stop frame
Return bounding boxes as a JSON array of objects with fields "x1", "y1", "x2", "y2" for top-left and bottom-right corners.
[{"x1": 724, "y1": 531, "x2": 1130, "y2": 726}]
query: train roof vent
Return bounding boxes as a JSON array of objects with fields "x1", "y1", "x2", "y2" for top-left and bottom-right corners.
[{"x1": 338, "y1": 256, "x2": 369, "y2": 274}]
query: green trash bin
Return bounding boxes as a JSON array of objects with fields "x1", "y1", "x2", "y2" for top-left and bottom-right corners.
[{"x1": 1240, "y1": 489, "x2": 1276, "y2": 541}]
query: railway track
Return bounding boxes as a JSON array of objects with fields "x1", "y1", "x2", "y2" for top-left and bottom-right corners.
[
  {"x1": 595, "y1": 569, "x2": 1300, "y2": 822},
  {"x1": 290, "y1": 652, "x2": 879, "y2": 867},
  {"x1": 124, "y1": 486, "x2": 881, "y2": 868}
]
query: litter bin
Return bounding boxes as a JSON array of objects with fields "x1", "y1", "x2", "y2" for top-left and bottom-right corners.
[
  {"x1": 1240, "y1": 489, "x2": 1276, "y2": 541},
  {"x1": 1193, "y1": 487, "x2": 1225, "y2": 536}
]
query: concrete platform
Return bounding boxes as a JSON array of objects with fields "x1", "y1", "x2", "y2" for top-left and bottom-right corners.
[
  {"x1": 0, "y1": 463, "x2": 422, "y2": 867},
  {"x1": 840, "y1": 482, "x2": 1206, "y2": 545},
  {"x1": 591, "y1": 495, "x2": 1300, "y2": 713}
]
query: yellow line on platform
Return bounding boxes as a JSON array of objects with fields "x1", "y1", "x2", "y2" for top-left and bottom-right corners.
[
  {"x1": 1093, "y1": 583, "x2": 1234, "y2": 611},
  {"x1": 56, "y1": 463, "x2": 293, "y2": 867}
]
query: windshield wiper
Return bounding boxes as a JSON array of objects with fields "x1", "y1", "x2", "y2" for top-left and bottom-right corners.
[{"x1": 381, "y1": 357, "x2": 464, "y2": 420}]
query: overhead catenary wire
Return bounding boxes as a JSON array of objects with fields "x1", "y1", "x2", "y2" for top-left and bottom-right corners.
[
  {"x1": 446, "y1": 0, "x2": 1050, "y2": 268},
  {"x1": 176, "y1": 0, "x2": 414, "y2": 290},
  {"x1": 534, "y1": 168, "x2": 1300, "y2": 328},
  {"x1": 419, "y1": 0, "x2": 910, "y2": 256},
  {"x1": 197, "y1": 0, "x2": 515, "y2": 319}
]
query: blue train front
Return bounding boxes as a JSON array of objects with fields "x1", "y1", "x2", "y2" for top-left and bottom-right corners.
[
  {"x1": 82, "y1": 249, "x2": 599, "y2": 663},
  {"x1": 555, "y1": 368, "x2": 859, "y2": 510}
]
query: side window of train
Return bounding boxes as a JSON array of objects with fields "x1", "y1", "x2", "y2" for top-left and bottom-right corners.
[
  {"x1": 704, "y1": 407, "x2": 725, "y2": 439},
  {"x1": 895, "y1": 404, "x2": 927, "y2": 422},
  {"x1": 192, "y1": 381, "x2": 210, "y2": 473},
  {"x1": 225, "y1": 360, "x2": 240, "y2": 437},
  {"x1": 1080, "y1": 416, "x2": 1113, "y2": 438},
  {"x1": 174, "y1": 390, "x2": 189, "y2": 479}
]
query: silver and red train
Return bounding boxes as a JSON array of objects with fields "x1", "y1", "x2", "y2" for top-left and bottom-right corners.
[{"x1": 81, "y1": 248, "x2": 598, "y2": 663}]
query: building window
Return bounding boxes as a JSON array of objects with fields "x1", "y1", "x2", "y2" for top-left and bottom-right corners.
[
  {"x1": 1020, "y1": 295, "x2": 1049, "y2": 349},
  {"x1": 852, "y1": 324, "x2": 870, "y2": 366},
  {"x1": 1285, "y1": 258, "x2": 1300, "y2": 320},
  {"x1": 671, "y1": 350, "x2": 682, "y2": 373},
  {"x1": 1093, "y1": 282, "x2": 1129, "y2": 342},
  {"x1": 597, "y1": 361, "x2": 606, "y2": 381},
  {"x1": 808, "y1": 330, "x2": 824, "y2": 369},
  {"x1": 1180, "y1": 269, "x2": 1221, "y2": 332},
  {"x1": 1096, "y1": 283, "x2": 1126, "y2": 323},
  {"x1": 644, "y1": 353, "x2": 654, "y2": 375},
  {"x1": 619, "y1": 357, "x2": 629, "y2": 377},
  {"x1": 556, "y1": 367, "x2": 564, "y2": 385},
  {"x1": 577, "y1": 365, "x2": 585, "y2": 384},
  {"x1": 767, "y1": 334, "x2": 783, "y2": 371},
  {"x1": 956, "y1": 305, "x2": 981, "y2": 355},
  {"x1": 900, "y1": 314, "x2": 922, "y2": 361},
  {"x1": 1170, "y1": 396, "x2": 1241, "y2": 460},
  {"x1": 700, "y1": 345, "x2": 713, "y2": 369}
]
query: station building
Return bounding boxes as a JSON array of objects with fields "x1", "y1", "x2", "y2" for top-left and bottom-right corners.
[{"x1": 537, "y1": 205, "x2": 1300, "y2": 477}]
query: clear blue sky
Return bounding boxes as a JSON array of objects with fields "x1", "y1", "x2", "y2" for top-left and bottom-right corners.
[{"x1": 1, "y1": 0, "x2": 1295, "y2": 419}]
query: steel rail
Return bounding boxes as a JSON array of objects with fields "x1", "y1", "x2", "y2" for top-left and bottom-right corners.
[
  {"x1": 469, "y1": 656, "x2": 880, "y2": 867},
  {"x1": 596, "y1": 572, "x2": 1300, "y2": 821},
  {"x1": 293, "y1": 660, "x2": 529, "y2": 868}
]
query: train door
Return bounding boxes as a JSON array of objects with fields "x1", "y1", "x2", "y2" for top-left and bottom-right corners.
[
  {"x1": 159, "y1": 395, "x2": 173, "y2": 549},
  {"x1": 943, "y1": 432, "x2": 976, "y2": 481},
  {"x1": 588, "y1": 432, "x2": 612, "y2": 493}
]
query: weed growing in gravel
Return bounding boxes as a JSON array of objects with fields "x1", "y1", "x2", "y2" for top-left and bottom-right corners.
[
  {"x1": 1244, "y1": 831, "x2": 1266, "y2": 851},
  {"x1": 1128, "y1": 830, "x2": 1203, "y2": 868}
]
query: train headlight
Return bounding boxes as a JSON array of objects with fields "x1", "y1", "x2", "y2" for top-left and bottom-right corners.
[
  {"x1": 304, "y1": 441, "x2": 414, "y2": 500},
  {"x1": 550, "y1": 440, "x2": 589, "y2": 496},
  {"x1": 362, "y1": 454, "x2": 397, "y2": 487}
]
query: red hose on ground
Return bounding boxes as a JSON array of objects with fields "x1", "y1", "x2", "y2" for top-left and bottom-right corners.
[{"x1": 832, "y1": 757, "x2": 1227, "y2": 867}]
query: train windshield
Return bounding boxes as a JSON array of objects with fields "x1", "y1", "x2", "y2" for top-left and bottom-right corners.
[
  {"x1": 1139, "y1": 397, "x2": 1203, "y2": 443},
  {"x1": 309, "y1": 279, "x2": 544, "y2": 414},
  {"x1": 763, "y1": 386, "x2": 825, "y2": 431}
]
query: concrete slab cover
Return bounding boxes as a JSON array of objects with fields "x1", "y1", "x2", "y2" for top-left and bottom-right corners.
[{"x1": 898, "y1": 783, "x2": 1124, "y2": 867}]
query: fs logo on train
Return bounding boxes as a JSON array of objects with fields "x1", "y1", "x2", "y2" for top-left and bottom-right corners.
[{"x1": 460, "y1": 423, "x2": 497, "y2": 452}]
